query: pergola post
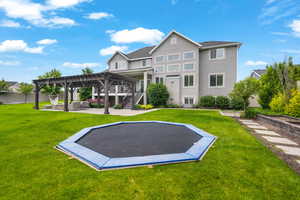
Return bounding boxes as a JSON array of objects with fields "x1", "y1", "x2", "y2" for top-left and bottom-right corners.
[
  {"x1": 70, "y1": 87, "x2": 74, "y2": 103},
  {"x1": 131, "y1": 82, "x2": 135, "y2": 110},
  {"x1": 34, "y1": 83, "x2": 39, "y2": 110},
  {"x1": 97, "y1": 86, "x2": 101, "y2": 107},
  {"x1": 64, "y1": 81, "x2": 69, "y2": 112},
  {"x1": 104, "y1": 77, "x2": 110, "y2": 114}
]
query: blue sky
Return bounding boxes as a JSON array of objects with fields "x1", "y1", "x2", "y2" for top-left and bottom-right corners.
[{"x1": 0, "y1": 0, "x2": 300, "y2": 83}]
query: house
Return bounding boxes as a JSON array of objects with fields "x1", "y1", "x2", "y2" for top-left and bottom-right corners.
[
  {"x1": 250, "y1": 69, "x2": 266, "y2": 79},
  {"x1": 92, "y1": 30, "x2": 241, "y2": 107}
]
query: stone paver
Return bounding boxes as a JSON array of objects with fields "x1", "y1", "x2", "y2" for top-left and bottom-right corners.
[
  {"x1": 262, "y1": 136, "x2": 298, "y2": 145},
  {"x1": 239, "y1": 119, "x2": 254, "y2": 123},
  {"x1": 242, "y1": 121, "x2": 260, "y2": 126},
  {"x1": 276, "y1": 145, "x2": 300, "y2": 157},
  {"x1": 247, "y1": 125, "x2": 268, "y2": 130},
  {"x1": 254, "y1": 130, "x2": 280, "y2": 136}
]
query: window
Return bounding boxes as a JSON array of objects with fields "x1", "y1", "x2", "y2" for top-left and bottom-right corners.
[
  {"x1": 183, "y1": 63, "x2": 194, "y2": 71},
  {"x1": 210, "y1": 48, "x2": 225, "y2": 60},
  {"x1": 167, "y1": 64, "x2": 180, "y2": 72},
  {"x1": 155, "y1": 77, "x2": 164, "y2": 84},
  {"x1": 167, "y1": 54, "x2": 180, "y2": 61},
  {"x1": 142, "y1": 60, "x2": 146, "y2": 66},
  {"x1": 209, "y1": 73, "x2": 224, "y2": 87},
  {"x1": 154, "y1": 65, "x2": 164, "y2": 73},
  {"x1": 115, "y1": 62, "x2": 118, "y2": 69},
  {"x1": 170, "y1": 37, "x2": 177, "y2": 45},
  {"x1": 155, "y1": 56, "x2": 164, "y2": 63},
  {"x1": 184, "y1": 97, "x2": 194, "y2": 105},
  {"x1": 183, "y1": 51, "x2": 195, "y2": 60},
  {"x1": 184, "y1": 75, "x2": 194, "y2": 87}
]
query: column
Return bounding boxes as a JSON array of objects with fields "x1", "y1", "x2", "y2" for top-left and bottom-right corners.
[
  {"x1": 143, "y1": 71, "x2": 148, "y2": 105},
  {"x1": 131, "y1": 82, "x2": 135, "y2": 109},
  {"x1": 104, "y1": 78, "x2": 110, "y2": 114},
  {"x1": 64, "y1": 81, "x2": 69, "y2": 112},
  {"x1": 115, "y1": 85, "x2": 119, "y2": 105},
  {"x1": 34, "y1": 83, "x2": 39, "y2": 110}
]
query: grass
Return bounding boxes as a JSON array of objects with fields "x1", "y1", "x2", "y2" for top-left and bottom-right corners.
[{"x1": 0, "y1": 104, "x2": 300, "y2": 200}]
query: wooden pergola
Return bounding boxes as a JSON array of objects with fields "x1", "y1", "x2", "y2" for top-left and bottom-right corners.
[{"x1": 33, "y1": 72, "x2": 136, "y2": 114}]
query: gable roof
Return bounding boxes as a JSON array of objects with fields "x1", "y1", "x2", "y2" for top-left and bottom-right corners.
[
  {"x1": 126, "y1": 46, "x2": 155, "y2": 59},
  {"x1": 252, "y1": 69, "x2": 266, "y2": 77},
  {"x1": 198, "y1": 41, "x2": 241, "y2": 49},
  {"x1": 107, "y1": 51, "x2": 130, "y2": 63}
]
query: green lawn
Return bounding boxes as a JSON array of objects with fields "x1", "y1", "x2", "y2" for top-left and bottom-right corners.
[{"x1": 0, "y1": 104, "x2": 300, "y2": 200}]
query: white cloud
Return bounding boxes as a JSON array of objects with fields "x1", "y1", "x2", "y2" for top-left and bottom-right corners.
[
  {"x1": 62, "y1": 62, "x2": 100, "y2": 68},
  {"x1": 271, "y1": 32, "x2": 289, "y2": 36},
  {"x1": 0, "y1": 40, "x2": 43, "y2": 54},
  {"x1": 0, "y1": 60, "x2": 20, "y2": 66},
  {"x1": 273, "y1": 39, "x2": 287, "y2": 43},
  {"x1": 245, "y1": 61, "x2": 268, "y2": 66},
  {"x1": 37, "y1": 39, "x2": 57, "y2": 45},
  {"x1": 0, "y1": 0, "x2": 86, "y2": 28},
  {"x1": 99, "y1": 45, "x2": 128, "y2": 56},
  {"x1": 289, "y1": 19, "x2": 300, "y2": 37},
  {"x1": 281, "y1": 49, "x2": 300, "y2": 54},
  {"x1": 108, "y1": 27, "x2": 165, "y2": 45},
  {"x1": 86, "y1": 12, "x2": 113, "y2": 20},
  {"x1": 0, "y1": 20, "x2": 21, "y2": 28}
]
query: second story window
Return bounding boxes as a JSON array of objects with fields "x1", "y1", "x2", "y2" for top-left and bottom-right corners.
[
  {"x1": 209, "y1": 73, "x2": 224, "y2": 87},
  {"x1": 142, "y1": 60, "x2": 146, "y2": 67},
  {"x1": 183, "y1": 51, "x2": 195, "y2": 60},
  {"x1": 154, "y1": 66, "x2": 164, "y2": 73},
  {"x1": 168, "y1": 54, "x2": 180, "y2": 61},
  {"x1": 167, "y1": 64, "x2": 180, "y2": 72},
  {"x1": 155, "y1": 56, "x2": 164, "y2": 63},
  {"x1": 183, "y1": 63, "x2": 195, "y2": 71},
  {"x1": 155, "y1": 77, "x2": 164, "y2": 84},
  {"x1": 184, "y1": 75, "x2": 194, "y2": 87},
  {"x1": 210, "y1": 48, "x2": 225, "y2": 60},
  {"x1": 115, "y1": 62, "x2": 118, "y2": 69}
]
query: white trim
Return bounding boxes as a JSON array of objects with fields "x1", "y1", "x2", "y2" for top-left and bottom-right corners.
[
  {"x1": 183, "y1": 62, "x2": 195, "y2": 72},
  {"x1": 201, "y1": 42, "x2": 242, "y2": 49},
  {"x1": 107, "y1": 51, "x2": 130, "y2": 64},
  {"x1": 208, "y1": 73, "x2": 225, "y2": 88},
  {"x1": 167, "y1": 53, "x2": 181, "y2": 62},
  {"x1": 183, "y1": 51, "x2": 195, "y2": 60},
  {"x1": 149, "y1": 30, "x2": 202, "y2": 54},
  {"x1": 155, "y1": 55, "x2": 165, "y2": 64},
  {"x1": 154, "y1": 65, "x2": 165, "y2": 73},
  {"x1": 167, "y1": 64, "x2": 181, "y2": 73},
  {"x1": 129, "y1": 56, "x2": 152, "y2": 61},
  {"x1": 182, "y1": 96, "x2": 195, "y2": 105},
  {"x1": 209, "y1": 48, "x2": 226, "y2": 60},
  {"x1": 182, "y1": 73, "x2": 195, "y2": 88}
]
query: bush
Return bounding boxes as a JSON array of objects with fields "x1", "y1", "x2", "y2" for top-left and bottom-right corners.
[
  {"x1": 89, "y1": 103, "x2": 104, "y2": 108},
  {"x1": 132, "y1": 104, "x2": 142, "y2": 110},
  {"x1": 285, "y1": 90, "x2": 300, "y2": 117},
  {"x1": 166, "y1": 104, "x2": 181, "y2": 108},
  {"x1": 230, "y1": 97, "x2": 245, "y2": 110},
  {"x1": 113, "y1": 104, "x2": 123, "y2": 109},
  {"x1": 0, "y1": 101, "x2": 3, "y2": 105},
  {"x1": 269, "y1": 93, "x2": 286, "y2": 112},
  {"x1": 199, "y1": 96, "x2": 215, "y2": 108},
  {"x1": 140, "y1": 104, "x2": 154, "y2": 110},
  {"x1": 147, "y1": 83, "x2": 169, "y2": 106},
  {"x1": 241, "y1": 108, "x2": 258, "y2": 119},
  {"x1": 215, "y1": 96, "x2": 230, "y2": 109}
]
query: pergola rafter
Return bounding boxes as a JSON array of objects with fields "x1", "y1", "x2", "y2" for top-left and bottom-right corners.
[{"x1": 33, "y1": 72, "x2": 136, "y2": 114}]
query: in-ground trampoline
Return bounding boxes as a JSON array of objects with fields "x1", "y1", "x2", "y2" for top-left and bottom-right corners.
[{"x1": 56, "y1": 121, "x2": 217, "y2": 170}]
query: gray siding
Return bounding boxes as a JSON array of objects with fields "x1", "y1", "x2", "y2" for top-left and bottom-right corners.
[
  {"x1": 108, "y1": 54, "x2": 128, "y2": 71},
  {"x1": 198, "y1": 46, "x2": 237, "y2": 97}
]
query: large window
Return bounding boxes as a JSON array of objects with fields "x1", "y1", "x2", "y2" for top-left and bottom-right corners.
[
  {"x1": 167, "y1": 54, "x2": 180, "y2": 61},
  {"x1": 154, "y1": 65, "x2": 164, "y2": 73},
  {"x1": 209, "y1": 73, "x2": 224, "y2": 87},
  {"x1": 184, "y1": 74, "x2": 194, "y2": 87},
  {"x1": 167, "y1": 64, "x2": 180, "y2": 72},
  {"x1": 155, "y1": 56, "x2": 164, "y2": 63},
  {"x1": 184, "y1": 97, "x2": 194, "y2": 105},
  {"x1": 183, "y1": 51, "x2": 195, "y2": 60},
  {"x1": 115, "y1": 62, "x2": 118, "y2": 69},
  {"x1": 210, "y1": 48, "x2": 225, "y2": 60},
  {"x1": 155, "y1": 77, "x2": 164, "y2": 84},
  {"x1": 183, "y1": 63, "x2": 194, "y2": 71}
]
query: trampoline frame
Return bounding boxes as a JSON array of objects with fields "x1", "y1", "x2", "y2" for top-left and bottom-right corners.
[{"x1": 56, "y1": 121, "x2": 217, "y2": 170}]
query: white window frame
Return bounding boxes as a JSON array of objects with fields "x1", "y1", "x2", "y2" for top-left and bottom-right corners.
[
  {"x1": 208, "y1": 73, "x2": 225, "y2": 88},
  {"x1": 167, "y1": 64, "x2": 181, "y2": 72},
  {"x1": 183, "y1": 96, "x2": 195, "y2": 105},
  {"x1": 183, "y1": 62, "x2": 195, "y2": 72},
  {"x1": 183, "y1": 51, "x2": 195, "y2": 60},
  {"x1": 170, "y1": 37, "x2": 177, "y2": 45},
  {"x1": 209, "y1": 48, "x2": 226, "y2": 60},
  {"x1": 167, "y1": 53, "x2": 181, "y2": 62},
  {"x1": 155, "y1": 55, "x2": 164, "y2": 64},
  {"x1": 183, "y1": 73, "x2": 195, "y2": 88},
  {"x1": 154, "y1": 65, "x2": 165, "y2": 73}
]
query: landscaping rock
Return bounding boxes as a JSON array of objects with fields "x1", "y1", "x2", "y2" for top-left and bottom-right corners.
[{"x1": 262, "y1": 136, "x2": 298, "y2": 145}]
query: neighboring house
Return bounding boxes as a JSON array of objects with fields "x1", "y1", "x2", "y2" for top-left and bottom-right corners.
[
  {"x1": 250, "y1": 69, "x2": 266, "y2": 79},
  {"x1": 7, "y1": 81, "x2": 20, "y2": 93},
  {"x1": 93, "y1": 30, "x2": 242, "y2": 107}
]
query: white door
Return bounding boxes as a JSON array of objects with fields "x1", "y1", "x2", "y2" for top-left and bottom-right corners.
[{"x1": 166, "y1": 76, "x2": 180, "y2": 104}]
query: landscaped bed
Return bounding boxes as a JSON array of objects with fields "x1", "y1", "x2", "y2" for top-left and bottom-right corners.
[{"x1": 0, "y1": 103, "x2": 300, "y2": 199}]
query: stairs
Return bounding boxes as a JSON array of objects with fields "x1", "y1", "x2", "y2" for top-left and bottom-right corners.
[{"x1": 123, "y1": 92, "x2": 143, "y2": 109}]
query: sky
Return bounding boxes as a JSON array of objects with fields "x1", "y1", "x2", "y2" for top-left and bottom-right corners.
[{"x1": 0, "y1": 0, "x2": 300, "y2": 83}]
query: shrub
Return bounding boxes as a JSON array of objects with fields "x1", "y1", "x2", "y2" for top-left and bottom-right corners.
[
  {"x1": 241, "y1": 108, "x2": 258, "y2": 119},
  {"x1": 269, "y1": 93, "x2": 286, "y2": 112},
  {"x1": 215, "y1": 96, "x2": 230, "y2": 109},
  {"x1": 199, "y1": 96, "x2": 215, "y2": 108},
  {"x1": 230, "y1": 97, "x2": 245, "y2": 110},
  {"x1": 147, "y1": 83, "x2": 169, "y2": 106},
  {"x1": 140, "y1": 104, "x2": 154, "y2": 110},
  {"x1": 285, "y1": 90, "x2": 300, "y2": 117},
  {"x1": 113, "y1": 104, "x2": 123, "y2": 109},
  {"x1": 0, "y1": 101, "x2": 3, "y2": 105},
  {"x1": 166, "y1": 104, "x2": 181, "y2": 108},
  {"x1": 133, "y1": 104, "x2": 142, "y2": 110},
  {"x1": 89, "y1": 103, "x2": 104, "y2": 108}
]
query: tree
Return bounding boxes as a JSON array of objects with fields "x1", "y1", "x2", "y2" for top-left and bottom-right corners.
[
  {"x1": 38, "y1": 69, "x2": 62, "y2": 95},
  {"x1": 0, "y1": 79, "x2": 9, "y2": 95},
  {"x1": 147, "y1": 83, "x2": 169, "y2": 106},
  {"x1": 230, "y1": 77, "x2": 259, "y2": 111},
  {"x1": 18, "y1": 83, "x2": 33, "y2": 103},
  {"x1": 79, "y1": 67, "x2": 94, "y2": 101}
]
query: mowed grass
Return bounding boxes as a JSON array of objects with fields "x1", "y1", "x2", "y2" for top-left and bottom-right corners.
[{"x1": 0, "y1": 104, "x2": 300, "y2": 200}]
